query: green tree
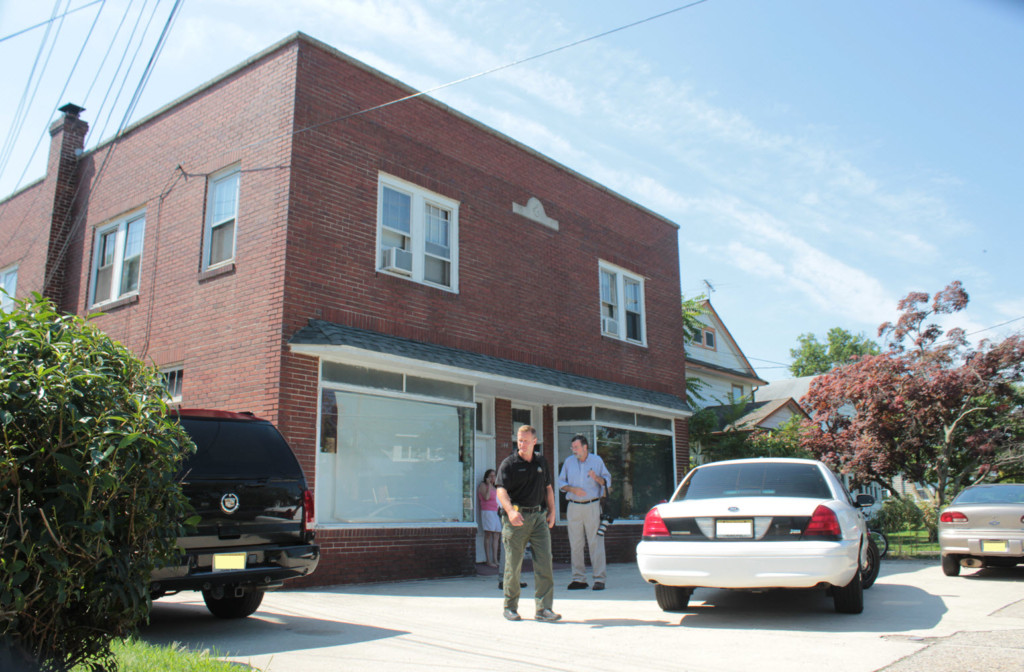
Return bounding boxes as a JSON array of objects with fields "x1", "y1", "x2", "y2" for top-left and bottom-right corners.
[
  {"x1": 682, "y1": 294, "x2": 709, "y2": 409},
  {"x1": 745, "y1": 416, "x2": 812, "y2": 459},
  {"x1": 1, "y1": 295, "x2": 195, "y2": 671},
  {"x1": 789, "y1": 327, "x2": 881, "y2": 377}
]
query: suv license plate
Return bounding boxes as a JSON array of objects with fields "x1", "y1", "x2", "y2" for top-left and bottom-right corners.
[
  {"x1": 716, "y1": 519, "x2": 754, "y2": 538},
  {"x1": 982, "y1": 540, "x2": 1008, "y2": 553},
  {"x1": 213, "y1": 552, "x2": 247, "y2": 572}
]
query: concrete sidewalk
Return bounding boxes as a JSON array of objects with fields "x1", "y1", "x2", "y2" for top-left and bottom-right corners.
[{"x1": 141, "y1": 560, "x2": 1024, "y2": 672}]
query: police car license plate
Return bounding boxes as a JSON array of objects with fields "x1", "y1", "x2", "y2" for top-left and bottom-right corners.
[{"x1": 716, "y1": 519, "x2": 754, "y2": 538}]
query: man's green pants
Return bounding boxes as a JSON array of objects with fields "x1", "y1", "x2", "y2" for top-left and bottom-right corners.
[{"x1": 501, "y1": 510, "x2": 554, "y2": 613}]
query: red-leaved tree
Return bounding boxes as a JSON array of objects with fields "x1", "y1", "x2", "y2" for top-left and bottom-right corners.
[{"x1": 800, "y1": 281, "x2": 1024, "y2": 508}]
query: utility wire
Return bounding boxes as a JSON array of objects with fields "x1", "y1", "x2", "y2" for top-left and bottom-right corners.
[
  {"x1": 0, "y1": 0, "x2": 63, "y2": 181},
  {"x1": 42, "y1": 0, "x2": 185, "y2": 292},
  {"x1": 91, "y1": 0, "x2": 160, "y2": 145},
  {"x1": 239, "y1": 0, "x2": 711, "y2": 153},
  {"x1": 9, "y1": 0, "x2": 108, "y2": 193},
  {"x1": 0, "y1": 0, "x2": 104, "y2": 44}
]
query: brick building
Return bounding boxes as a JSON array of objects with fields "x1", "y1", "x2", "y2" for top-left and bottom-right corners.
[{"x1": 0, "y1": 33, "x2": 690, "y2": 586}]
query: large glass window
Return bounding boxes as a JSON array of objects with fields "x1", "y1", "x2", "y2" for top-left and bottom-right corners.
[
  {"x1": 317, "y1": 389, "x2": 474, "y2": 524},
  {"x1": 0, "y1": 265, "x2": 16, "y2": 312},
  {"x1": 555, "y1": 408, "x2": 674, "y2": 521},
  {"x1": 90, "y1": 212, "x2": 145, "y2": 306},
  {"x1": 377, "y1": 173, "x2": 459, "y2": 291}
]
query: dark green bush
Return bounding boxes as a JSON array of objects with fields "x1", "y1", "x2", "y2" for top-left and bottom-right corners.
[
  {"x1": 869, "y1": 495, "x2": 925, "y2": 535},
  {"x1": 1, "y1": 295, "x2": 194, "y2": 671}
]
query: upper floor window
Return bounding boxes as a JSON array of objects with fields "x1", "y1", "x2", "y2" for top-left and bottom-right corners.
[
  {"x1": 204, "y1": 166, "x2": 239, "y2": 269},
  {"x1": 599, "y1": 262, "x2": 646, "y2": 345},
  {"x1": 0, "y1": 265, "x2": 16, "y2": 312},
  {"x1": 90, "y1": 212, "x2": 145, "y2": 306},
  {"x1": 692, "y1": 327, "x2": 716, "y2": 350},
  {"x1": 731, "y1": 384, "x2": 744, "y2": 401},
  {"x1": 377, "y1": 173, "x2": 459, "y2": 291}
]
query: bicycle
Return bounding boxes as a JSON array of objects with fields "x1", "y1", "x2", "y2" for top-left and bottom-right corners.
[{"x1": 869, "y1": 528, "x2": 889, "y2": 558}]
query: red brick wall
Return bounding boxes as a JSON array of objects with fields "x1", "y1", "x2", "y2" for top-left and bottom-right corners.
[
  {"x1": 292, "y1": 526, "x2": 477, "y2": 586},
  {"x1": 550, "y1": 523, "x2": 642, "y2": 565},
  {"x1": 51, "y1": 41, "x2": 301, "y2": 422},
  {"x1": 281, "y1": 39, "x2": 687, "y2": 404}
]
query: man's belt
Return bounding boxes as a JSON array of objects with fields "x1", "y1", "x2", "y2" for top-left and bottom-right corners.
[
  {"x1": 569, "y1": 498, "x2": 600, "y2": 505},
  {"x1": 515, "y1": 505, "x2": 545, "y2": 512}
]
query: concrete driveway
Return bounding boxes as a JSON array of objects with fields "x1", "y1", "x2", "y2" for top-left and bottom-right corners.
[{"x1": 141, "y1": 559, "x2": 1024, "y2": 671}]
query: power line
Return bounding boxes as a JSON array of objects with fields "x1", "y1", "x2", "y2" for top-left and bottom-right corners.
[
  {"x1": 42, "y1": 0, "x2": 185, "y2": 292},
  {"x1": 0, "y1": 0, "x2": 64, "y2": 181},
  {"x1": 238, "y1": 0, "x2": 711, "y2": 154},
  {"x1": 0, "y1": 0, "x2": 104, "y2": 44},
  {"x1": 8, "y1": 0, "x2": 108, "y2": 193}
]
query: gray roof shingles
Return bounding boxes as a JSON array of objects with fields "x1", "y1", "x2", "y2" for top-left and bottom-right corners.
[{"x1": 290, "y1": 319, "x2": 687, "y2": 412}]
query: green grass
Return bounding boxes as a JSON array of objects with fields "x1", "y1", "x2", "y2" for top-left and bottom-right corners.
[
  {"x1": 884, "y1": 529, "x2": 940, "y2": 557},
  {"x1": 70, "y1": 639, "x2": 255, "y2": 672}
]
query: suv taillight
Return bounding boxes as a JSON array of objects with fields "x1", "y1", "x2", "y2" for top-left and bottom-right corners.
[
  {"x1": 803, "y1": 504, "x2": 841, "y2": 540},
  {"x1": 302, "y1": 489, "x2": 315, "y2": 532},
  {"x1": 940, "y1": 511, "x2": 968, "y2": 523},
  {"x1": 643, "y1": 508, "x2": 670, "y2": 537}
]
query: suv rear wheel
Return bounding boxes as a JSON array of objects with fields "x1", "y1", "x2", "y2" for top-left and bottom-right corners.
[
  {"x1": 655, "y1": 585, "x2": 693, "y2": 612},
  {"x1": 202, "y1": 588, "x2": 265, "y2": 619}
]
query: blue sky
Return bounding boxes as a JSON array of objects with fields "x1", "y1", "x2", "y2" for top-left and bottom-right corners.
[{"x1": 2, "y1": 0, "x2": 1021, "y2": 380}]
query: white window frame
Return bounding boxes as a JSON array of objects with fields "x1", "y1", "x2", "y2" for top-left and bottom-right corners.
[
  {"x1": 598, "y1": 261, "x2": 646, "y2": 346},
  {"x1": 0, "y1": 264, "x2": 17, "y2": 312},
  {"x1": 203, "y1": 165, "x2": 240, "y2": 270},
  {"x1": 161, "y1": 365, "x2": 183, "y2": 403},
  {"x1": 376, "y1": 173, "x2": 459, "y2": 292},
  {"x1": 89, "y1": 211, "x2": 145, "y2": 307}
]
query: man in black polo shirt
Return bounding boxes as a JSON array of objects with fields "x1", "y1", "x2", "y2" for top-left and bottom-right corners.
[{"x1": 495, "y1": 425, "x2": 560, "y2": 622}]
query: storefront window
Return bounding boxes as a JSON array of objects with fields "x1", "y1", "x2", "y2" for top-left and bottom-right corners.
[
  {"x1": 317, "y1": 389, "x2": 474, "y2": 523},
  {"x1": 597, "y1": 427, "x2": 674, "y2": 520},
  {"x1": 554, "y1": 418, "x2": 674, "y2": 520}
]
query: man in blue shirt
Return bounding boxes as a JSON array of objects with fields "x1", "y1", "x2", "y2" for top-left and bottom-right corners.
[{"x1": 557, "y1": 434, "x2": 612, "y2": 590}]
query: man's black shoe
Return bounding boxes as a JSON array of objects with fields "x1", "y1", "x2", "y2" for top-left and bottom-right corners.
[
  {"x1": 593, "y1": 582, "x2": 605, "y2": 591},
  {"x1": 498, "y1": 581, "x2": 528, "y2": 589},
  {"x1": 567, "y1": 581, "x2": 588, "y2": 590},
  {"x1": 535, "y1": 608, "x2": 562, "y2": 622},
  {"x1": 503, "y1": 608, "x2": 522, "y2": 621}
]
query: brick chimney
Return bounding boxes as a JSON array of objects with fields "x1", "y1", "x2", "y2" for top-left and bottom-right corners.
[{"x1": 42, "y1": 103, "x2": 89, "y2": 305}]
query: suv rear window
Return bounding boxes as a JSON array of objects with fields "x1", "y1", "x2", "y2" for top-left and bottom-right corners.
[
  {"x1": 180, "y1": 417, "x2": 303, "y2": 480},
  {"x1": 675, "y1": 462, "x2": 833, "y2": 501}
]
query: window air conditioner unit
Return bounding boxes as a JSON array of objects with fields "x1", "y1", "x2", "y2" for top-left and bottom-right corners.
[
  {"x1": 601, "y1": 316, "x2": 618, "y2": 335},
  {"x1": 382, "y1": 247, "x2": 413, "y2": 274}
]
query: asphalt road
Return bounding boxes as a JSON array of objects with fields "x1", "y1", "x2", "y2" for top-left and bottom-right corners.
[{"x1": 141, "y1": 559, "x2": 1024, "y2": 672}]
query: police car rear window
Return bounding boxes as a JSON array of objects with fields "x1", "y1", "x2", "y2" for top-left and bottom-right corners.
[{"x1": 675, "y1": 463, "x2": 832, "y2": 501}]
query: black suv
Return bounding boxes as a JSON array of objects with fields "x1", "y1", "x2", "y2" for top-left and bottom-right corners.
[{"x1": 150, "y1": 409, "x2": 319, "y2": 618}]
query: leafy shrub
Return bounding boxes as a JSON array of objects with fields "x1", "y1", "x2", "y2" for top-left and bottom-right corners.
[
  {"x1": 1, "y1": 295, "x2": 194, "y2": 671},
  {"x1": 869, "y1": 495, "x2": 925, "y2": 534}
]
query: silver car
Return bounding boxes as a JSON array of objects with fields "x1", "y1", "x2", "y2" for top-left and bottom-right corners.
[{"x1": 938, "y1": 483, "x2": 1024, "y2": 576}]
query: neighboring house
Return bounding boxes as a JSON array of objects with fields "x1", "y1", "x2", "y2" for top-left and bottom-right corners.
[
  {"x1": 685, "y1": 299, "x2": 767, "y2": 407},
  {"x1": 685, "y1": 300, "x2": 810, "y2": 462},
  {"x1": 755, "y1": 375, "x2": 816, "y2": 405},
  {"x1": 0, "y1": 33, "x2": 691, "y2": 584}
]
